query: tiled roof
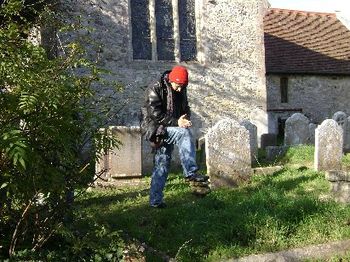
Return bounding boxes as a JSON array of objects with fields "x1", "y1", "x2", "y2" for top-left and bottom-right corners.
[{"x1": 264, "y1": 8, "x2": 350, "y2": 75}]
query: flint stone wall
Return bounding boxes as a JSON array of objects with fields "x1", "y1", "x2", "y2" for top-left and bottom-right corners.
[
  {"x1": 314, "y1": 119, "x2": 343, "y2": 171},
  {"x1": 205, "y1": 119, "x2": 252, "y2": 189},
  {"x1": 284, "y1": 113, "x2": 310, "y2": 145},
  {"x1": 61, "y1": 0, "x2": 269, "y2": 172}
]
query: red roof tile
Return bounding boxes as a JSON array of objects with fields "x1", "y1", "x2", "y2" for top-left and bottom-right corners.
[{"x1": 264, "y1": 8, "x2": 350, "y2": 75}]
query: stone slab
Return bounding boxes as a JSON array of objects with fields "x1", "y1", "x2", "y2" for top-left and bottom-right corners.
[{"x1": 96, "y1": 126, "x2": 142, "y2": 181}]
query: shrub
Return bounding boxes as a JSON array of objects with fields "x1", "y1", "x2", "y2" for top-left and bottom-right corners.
[{"x1": 0, "y1": 0, "x2": 120, "y2": 257}]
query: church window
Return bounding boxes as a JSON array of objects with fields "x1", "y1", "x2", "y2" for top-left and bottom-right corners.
[
  {"x1": 130, "y1": 0, "x2": 197, "y2": 61},
  {"x1": 280, "y1": 77, "x2": 288, "y2": 103}
]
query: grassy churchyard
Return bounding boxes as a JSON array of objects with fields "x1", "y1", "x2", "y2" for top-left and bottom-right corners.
[{"x1": 24, "y1": 146, "x2": 350, "y2": 261}]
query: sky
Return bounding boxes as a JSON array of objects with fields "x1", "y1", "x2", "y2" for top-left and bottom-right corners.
[{"x1": 268, "y1": 0, "x2": 349, "y2": 14}]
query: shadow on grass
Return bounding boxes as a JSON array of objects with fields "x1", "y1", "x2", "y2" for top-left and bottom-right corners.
[{"x1": 68, "y1": 170, "x2": 346, "y2": 261}]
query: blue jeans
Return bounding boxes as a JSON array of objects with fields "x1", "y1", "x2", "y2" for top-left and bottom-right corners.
[{"x1": 149, "y1": 127, "x2": 198, "y2": 206}]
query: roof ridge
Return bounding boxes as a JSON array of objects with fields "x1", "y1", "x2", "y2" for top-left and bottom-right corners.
[{"x1": 269, "y1": 8, "x2": 336, "y2": 17}]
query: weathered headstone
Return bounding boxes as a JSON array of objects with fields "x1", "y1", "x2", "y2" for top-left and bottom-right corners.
[
  {"x1": 240, "y1": 120, "x2": 258, "y2": 165},
  {"x1": 308, "y1": 123, "x2": 317, "y2": 145},
  {"x1": 96, "y1": 126, "x2": 142, "y2": 183},
  {"x1": 333, "y1": 111, "x2": 348, "y2": 150},
  {"x1": 314, "y1": 119, "x2": 343, "y2": 171},
  {"x1": 205, "y1": 119, "x2": 252, "y2": 189},
  {"x1": 284, "y1": 113, "x2": 310, "y2": 145},
  {"x1": 260, "y1": 133, "x2": 277, "y2": 149},
  {"x1": 333, "y1": 111, "x2": 347, "y2": 128}
]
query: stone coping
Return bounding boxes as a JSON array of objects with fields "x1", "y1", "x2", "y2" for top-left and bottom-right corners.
[{"x1": 326, "y1": 170, "x2": 350, "y2": 182}]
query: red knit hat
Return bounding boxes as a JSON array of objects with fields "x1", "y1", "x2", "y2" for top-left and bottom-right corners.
[{"x1": 169, "y1": 66, "x2": 188, "y2": 85}]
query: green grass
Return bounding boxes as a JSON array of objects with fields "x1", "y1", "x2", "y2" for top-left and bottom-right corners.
[
  {"x1": 342, "y1": 153, "x2": 350, "y2": 171},
  {"x1": 36, "y1": 146, "x2": 350, "y2": 261},
  {"x1": 257, "y1": 145, "x2": 315, "y2": 168}
]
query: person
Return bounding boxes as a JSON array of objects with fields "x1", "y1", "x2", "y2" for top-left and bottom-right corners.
[{"x1": 141, "y1": 65, "x2": 209, "y2": 208}]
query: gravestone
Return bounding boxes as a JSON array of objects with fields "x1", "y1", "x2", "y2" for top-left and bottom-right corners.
[
  {"x1": 333, "y1": 111, "x2": 348, "y2": 150},
  {"x1": 250, "y1": 108, "x2": 268, "y2": 147},
  {"x1": 96, "y1": 126, "x2": 142, "y2": 183},
  {"x1": 205, "y1": 119, "x2": 252, "y2": 189},
  {"x1": 266, "y1": 146, "x2": 288, "y2": 162},
  {"x1": 284, "y1": 113, "x2": 310, "y2": 145},
  {"x1": 314, "y1": 119, "x2": 343, "y2": 171},
  {"x1": 240, "y1": 120, "x2": 258, "y2": 165},
  {"x1": 196, "y1": 136, "x2": 206, "y2": 168},
  {"x1": 308, "y1": 123, "x2": 317, "y2": 145},
  {"x1": 260, "y1": 133, "x2": 277, "y2": 149},
  {"x1": 332, "y1": 111, "x2": 348, "y2": 149}
]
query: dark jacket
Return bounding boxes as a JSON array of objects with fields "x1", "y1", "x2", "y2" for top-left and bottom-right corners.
[{"x1": 141, "y1": 71, "x2": 190, "y2": 142}]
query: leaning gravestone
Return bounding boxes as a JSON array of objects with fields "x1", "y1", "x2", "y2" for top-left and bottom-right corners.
[
  {"x1": 314, "y1": 119, "x2": 343, "y2": 171},
  {"x1": 96, "y1": 126, "x2": 142, "y2": 183},
  {"x1": 205, "y1": 119, "x2": 252, "y2": 189},
  {"x1": 240, "y1": 120, "x2": 258, "y2": 165},
  {"x1": 284, "y1": 113, "x2": 310, "y2": 145},
  {"x1": 333, "y1": 111, "x2": 348, "y2": 150}
]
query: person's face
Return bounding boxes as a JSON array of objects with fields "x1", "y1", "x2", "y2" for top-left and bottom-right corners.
[{"x1": 170, "y1": 82, "x2": 185, "y2": 92}]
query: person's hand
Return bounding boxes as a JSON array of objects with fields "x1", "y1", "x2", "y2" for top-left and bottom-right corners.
[{"x1": 178, "y1": 114, "x2": 192, "y2": 128}]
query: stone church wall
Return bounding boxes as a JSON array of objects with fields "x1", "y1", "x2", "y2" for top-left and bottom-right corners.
[
  {"x1": 267, "y1": 74, "x2": 350, "y2": 134},
  {"x1": 61, "y1": 0, "x2": 269, "y2": 172}
]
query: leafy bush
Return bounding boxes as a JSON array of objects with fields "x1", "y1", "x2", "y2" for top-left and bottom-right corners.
[{"x1": 0, "y1": 0, "x2": 121, "y2": 258}]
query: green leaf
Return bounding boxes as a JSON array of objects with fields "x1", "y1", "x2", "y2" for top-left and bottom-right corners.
[
  {"x1": 0, "y1": 183, "x2": 8, "y2": 190},
  {"x1": 18, "y1": 157, "x2": 26, "y2": 170}
]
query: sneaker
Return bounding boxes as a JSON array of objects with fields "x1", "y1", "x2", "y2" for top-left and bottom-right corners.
[
  {"x1": 185, "y1": 173, "x2": 209, "y2": 183},
  {"x1": 150, "y1": 202, "x2": 167, "y2": 209}
]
